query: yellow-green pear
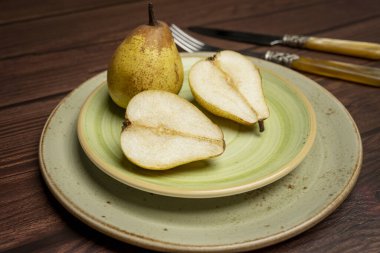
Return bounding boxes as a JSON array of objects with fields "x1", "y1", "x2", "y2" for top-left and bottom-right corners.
[{"x1": 107, "y1": 2, "x2": 184, "y2": 108}]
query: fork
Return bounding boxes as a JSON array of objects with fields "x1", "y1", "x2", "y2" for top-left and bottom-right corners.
[{"x1": 170, "y1": 24, "x2": 380, "y2": 87}]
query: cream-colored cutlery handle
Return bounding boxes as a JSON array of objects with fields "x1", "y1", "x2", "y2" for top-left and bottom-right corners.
[
  {"x1": 283, "y1": 35, "x2": 380, "y2": 60},
  {"x1": 291, "y1": 56, "x2": 380, "y2": 87},
  {"x1": 265, "y1": 51, "x2": 380, "y2": 87}
]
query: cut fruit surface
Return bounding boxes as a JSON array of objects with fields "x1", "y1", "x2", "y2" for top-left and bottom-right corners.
[
  {"x1": 121, "y1": 90, "x2": 225, "y2": 170},
  {"x1": 189, "y1": 50, "x2": 269, "y2": 127}
]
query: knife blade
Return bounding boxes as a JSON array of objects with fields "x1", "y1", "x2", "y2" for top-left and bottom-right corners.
[
  {"x1": 189, "y1": 26, "x2": 283, "y2": 46},
  {"x1": 188, "y1": 26, "x2": 380, "y2": 60}
]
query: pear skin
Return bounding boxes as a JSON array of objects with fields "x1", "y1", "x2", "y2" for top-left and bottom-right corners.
[{"x1": 107, "y1": 2, "x2": 184, "y2": 108}]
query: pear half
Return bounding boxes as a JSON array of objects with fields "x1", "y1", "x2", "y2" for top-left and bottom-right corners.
[
  {"x1": 189, "y1": 50, "x2": 269, "y2": 131},
  {"x1": 120, "y1": 90, "x2": 225, "y2": 170}
]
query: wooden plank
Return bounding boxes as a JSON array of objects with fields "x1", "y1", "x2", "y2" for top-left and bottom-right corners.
[
  {"x1": 0, "y1": 0, "x2": 327, "y2": 60},
  {"x1": 0, "y1": 41, "x2": 116, "y2": 108},
  {"x1": 196, "y1": 0, "x2": 380, "y2": 50},
  {"x1": 0, "y1": 170, "x2": 61, "y2": 251},
  {"x1": 0, "y1": 0, "x2": 331, "y2": 108},
  {"x1": 208, "y1": 0, "x2": 380, "y2": 36},
  {"x1": 0, "y1": 0, "x2": 138, "y2": 25},
  {"x1": 0, "y1": 169, "x2": 140, "y2": 252},
  {"x1": 0, "y1": 96, "x2": 62, "y2": 177}
]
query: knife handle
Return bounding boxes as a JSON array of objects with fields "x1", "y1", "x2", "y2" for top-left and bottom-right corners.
[
  {"x1": 264, "y1": 51, "x2": 380, "y2": 87},
  {"x1": 283, "y1": 35, "x2": 380, "y2": 60}
]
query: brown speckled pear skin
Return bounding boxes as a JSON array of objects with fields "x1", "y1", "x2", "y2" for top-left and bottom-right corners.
[{"x1": 107, "y1": 3, "x2": 183, "y2": 108}]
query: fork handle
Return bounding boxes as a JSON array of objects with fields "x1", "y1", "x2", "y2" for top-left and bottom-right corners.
[
  {"x1": 283, "y1": 35, "x2": 380, "y2": 60},
  {"x1": 264, "y1": 51, "x2": 380, "y2": 87}
]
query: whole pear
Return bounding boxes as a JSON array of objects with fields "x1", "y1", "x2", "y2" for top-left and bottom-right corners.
[{"x1": 107, "y1": 2, "x2": 184, "y2": 108}]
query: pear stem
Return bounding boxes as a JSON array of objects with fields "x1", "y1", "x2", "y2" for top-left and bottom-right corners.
[
  {"x1": 122, "y1": 119, "x2": 131, "y2": 131},
  {"x1": 258, "y1": 120, "x2": 265, "y2": 132},
  {"x1": 148, "y1": 1, "x2": 157, "y2": 26},
  {"x1": 207, "y1": 54, "x2": 217, "y2": 61}
]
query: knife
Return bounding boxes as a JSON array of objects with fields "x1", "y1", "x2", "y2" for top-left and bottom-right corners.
[{"x1": 188, "y1": 26, "x2": 380, "y2": 60}]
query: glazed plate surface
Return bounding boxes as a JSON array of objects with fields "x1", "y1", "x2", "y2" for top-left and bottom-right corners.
[
  {"x1": 39, "y1": 53, "x2": 362, "y2": 252},
  {"x1": 77, "y1": 55, "x2": 316, "y2": 198}
]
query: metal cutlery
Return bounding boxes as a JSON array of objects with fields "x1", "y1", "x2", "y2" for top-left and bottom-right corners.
[
  {"x1": 188, "y1": 26, "x2": 380, "y2": 60},
  {"x1": 170, "y1": 24, "x2": 380, "y2": 87}
]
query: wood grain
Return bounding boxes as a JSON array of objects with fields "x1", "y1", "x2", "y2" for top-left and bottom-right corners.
[
  {"x1": 0, "y1": 0, "x2": 326, "y2": 60},
  {"x1": 0, "y1": 0, "x2": 140, "y2": 25},
  {"x1": 0, "y1": 0, "x2": 379, "y2": 252}
]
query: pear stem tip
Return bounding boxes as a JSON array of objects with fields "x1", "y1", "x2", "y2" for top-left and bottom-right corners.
[
  {"x1": 207, "y1": 54, "x2": 217, "y2": 61},
  {"x1": 148, "y1": 1, "x2": 157, "y2": 26},
  {"x1": 122, "y1": 119, "x2": 131, "y2": 131},
  {"x1": 258, "y1": 120, "x2": 265, "y2": 132}
]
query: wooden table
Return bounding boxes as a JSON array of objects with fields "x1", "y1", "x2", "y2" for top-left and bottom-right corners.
[{"x1": 1, "y1": 0, "x2": 379, "y2": 252}]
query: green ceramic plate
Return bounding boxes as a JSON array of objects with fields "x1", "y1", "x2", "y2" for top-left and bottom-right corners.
[
  {"x1": 39, "y1": 53, "x2": 362, "y2": 252},
  {"x1": 77, "y1": 56, "x2": 316, "y2": 198}
]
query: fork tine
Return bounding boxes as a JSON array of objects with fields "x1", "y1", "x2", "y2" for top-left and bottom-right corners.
[
  {"x1": 170, "y1": 24, "x2": 206, "y2": 47},
  {"x1": 172, "y1": 37, "x2": 196, "y2": 52},
  {"x1": 170, "y1": 24, "x2": 221, "y2": 52},
  {"x1": 170, "y1": 28, "x2": 202, "y2": 52},
  {"x1": 170, "y1": 27, "x2": 200, "y2": 52}
]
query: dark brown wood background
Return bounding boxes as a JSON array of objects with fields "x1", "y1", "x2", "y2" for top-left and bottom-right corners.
[{"x1": 1, "y1": 0, "x2": 379, "y2": 252}]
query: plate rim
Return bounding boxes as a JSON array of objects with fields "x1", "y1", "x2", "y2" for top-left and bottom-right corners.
[
  {"x1": 39, "y1": 53, "x2": 363, "y2": 252},
  {"x1": 76, "y1": 54, "x2": 317, "y2": 198}
]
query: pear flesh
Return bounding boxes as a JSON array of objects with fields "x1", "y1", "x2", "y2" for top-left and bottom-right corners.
[
  {"x1": 121, "y1": 90, "x2": 225, "y2": 170},
  {"x1": 107, "y1": 3, "x2": 183, "y2": 108},
  {"x1": 189, "y1": 50, "x2": 269, "y2": 129}
]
